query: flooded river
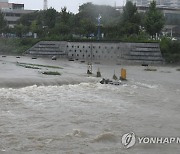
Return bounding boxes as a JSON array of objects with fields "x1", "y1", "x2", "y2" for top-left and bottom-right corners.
[{"x1": 0, "y1": 56, "x2": 180, "y2": 153}]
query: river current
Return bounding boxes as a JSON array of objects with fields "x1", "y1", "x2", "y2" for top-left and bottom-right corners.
[{"x1": 0, "y1": 80, "x2": 180, "y2": 154}]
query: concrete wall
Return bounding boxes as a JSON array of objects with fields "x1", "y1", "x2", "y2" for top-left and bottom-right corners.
[
  {"x1": 67, "y1": 42, "x2": 163, "y2": 64},
  {"x1": 67, "y1": 42, "x2": 126, "y2": 62},
  {"x1": 26, "y1": 41, "x2": 163, "y2": 64}
]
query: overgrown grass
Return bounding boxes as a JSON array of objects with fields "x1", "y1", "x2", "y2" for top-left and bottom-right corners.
[
  {"x1": 144, "y1": 68, "x2": 157, "y2": 71},
  {"x1": 17, "y1": 63, "x2": 40, "y2": 69},
  {"x1": 42, "y1": 71, "x2": 61, "y2": 75},
  {"x1": 160, "y1": 38, "x2": 180, "y2": 63},
  {"x1": 0, "y1": 38, "x2": 40, "y2": 54},
  {"x1": 17, "y1": 62, "x2": 63, "y2": 69}
]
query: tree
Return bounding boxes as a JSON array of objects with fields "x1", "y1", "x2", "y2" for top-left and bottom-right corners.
[
  {"x1": 30, "y1": 20, "x2": 38, "y2": 33},
  {"x1": 18, "y1": 12, "x2": 38, "y2": 27},
  {"x1": 0, "y1": 11, "x2": 7, "y2": 33},
  {"x1": 79, "y1": 18, "x2": 96, "y2": 37},
  {"x1": 120, "y1": 1, "x2": 141, "y2": 35},
  {"x1": 43, "y1": 8, "x2": 58, "y2": 29},
  {"x1": 14, "y1": 24, "x2": 28, "y2": 37},
  {"x1": 144, "y1": 0, "x2": 165, "y2": 37},
  {"x1": 78, "y1": 3, "x2": 120, "y2": 26}
]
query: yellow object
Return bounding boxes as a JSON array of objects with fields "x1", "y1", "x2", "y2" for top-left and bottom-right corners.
[{"x1": 121, "y1": 68, "x2": 126, "y2": 80}]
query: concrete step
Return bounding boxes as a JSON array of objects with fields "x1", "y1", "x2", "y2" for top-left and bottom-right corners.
[
  {"x1": 125, "y1": 56, "x2": 163, "y2": 61},
  {"x1": 130, "y1": 52, "x2": 162, "y2": 56},
  {"x1": 118, "y1": 59, "x2": 164, "y2": 65},
  {"x1": 26, "y1": 41, "x2": 67, "y2": 56},
  {"x1": 134, "y1": 48, "x2": 160, "y2": 52}
]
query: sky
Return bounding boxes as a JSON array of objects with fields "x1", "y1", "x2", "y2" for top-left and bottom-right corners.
[{"x1": 9, "y1": 0, "x2": 124, "y2": 13}]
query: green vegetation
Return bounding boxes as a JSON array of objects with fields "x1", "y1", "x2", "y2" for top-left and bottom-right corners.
[
  {"x1": 120, "y1": 1, "x2": 141, "y2": 36},
  {"x1": 17, "y1": 63, "x2": 40, "y2": 69},
  {"x1": 144, "y1": 68, "x2": 157, "y2": 71},
  {"x1": 42, "y1": 71, "x2": 61, "y2": 75},
  {"x1": 0, "y1": 38, "x2": 40, "y2": 54},
  {"x1": 0, "y1": 2, "x2": 164, "y2": 41},
  {"x1": 160, "y1": 38, "x2": 180, "y2": 63},
  {"x1": 0, "y1": 1, "x2": 179, "y2": 63},
  {"x1": 17, "y1": 62, "x2": 63, "y2": 69},
  {"x1": 0, "y1": 11, "x2": 6, "y2": 33},
  {"x1": 177, "y1": 69, "x2": 180, "y2": 71},
  {"x1": 144, "y1": 1, "x2": 165, "y2": 37}
]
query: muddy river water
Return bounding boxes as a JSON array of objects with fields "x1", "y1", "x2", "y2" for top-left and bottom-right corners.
[{"x1": 0, "y1": 56, "x2": 180, "y2": 154}]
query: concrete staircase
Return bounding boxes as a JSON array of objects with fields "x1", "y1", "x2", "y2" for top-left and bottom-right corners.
[
  {"x1": 25, "y1": 41, "x2": 67, "y2": 57},
  {"x1": 124, "y1": 43, "x2": 164, "y2": 64}
]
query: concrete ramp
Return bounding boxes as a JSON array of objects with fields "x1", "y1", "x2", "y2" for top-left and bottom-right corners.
[
  {"x1": 123, "y1": 43, "x2": 164, "y2": 64},
  {"x1": 25, "y1": 41, "x2": 67, "y2": 57}
]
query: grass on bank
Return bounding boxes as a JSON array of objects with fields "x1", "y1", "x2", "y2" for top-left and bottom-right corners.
[
  {"x1": 42, "y1": 71, "x2": 61, "y2": 75},
  {"x1": 0, "y1": 38, "x2": 40, "y2": 54},
  {"x1": 144, "y1": 68, "x2": 157, "y2": 71},
  {"x1": 17, "y1": 62, "x2": 63, "y2": 69},
  {"x1": 17, "y1": 63, "x2": 40, "y2": 69}
]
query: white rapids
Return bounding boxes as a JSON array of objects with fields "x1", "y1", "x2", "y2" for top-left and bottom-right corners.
[
  {"x1": 0, "y1": 56, "x2": 180, "y2": 153},
  {"x1": 0, "y1": 81, "x2": 180, "y2": 154}
]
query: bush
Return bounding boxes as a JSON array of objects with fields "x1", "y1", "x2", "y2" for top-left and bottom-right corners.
[
  {"x1": 160, "y1": 37, "x2": 180, "y2": 63},
  {"x1": 0, "y1": 38, "x2": 40, "y2": 54},
  {"x1": 42, "y1": 71, "x2": 61, "y2": 75}
]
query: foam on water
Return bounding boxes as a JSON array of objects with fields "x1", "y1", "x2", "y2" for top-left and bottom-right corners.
[
  {"x1": 92, "y1": 132, "x2": 117, "y2": 143},
  {"x1": 0, "y1": 83, "x2": 130, "y2": 153},
  {"x1": 134, "y1": 82, "x2": 158, "y2": 89},
  {"x1": 0, "y1": 81, "x2": 180, "y2": 153}
]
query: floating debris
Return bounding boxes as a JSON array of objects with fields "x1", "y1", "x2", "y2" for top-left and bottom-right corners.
[
  {"x1": 52, "y1": 56, "x2": 57, "y2": 60},
  {"x1": 142, "y1": 63, "x2": 149, "y2": 67},
  {"x1": 69, "y1": 58, "x2": 74, "y2": 61},
  {"x1": 42, "y1": 71, "x2": 61, "y2": 75},
  {"x1": 100, "y1": 78, "x2": 121, "y2": 85}
]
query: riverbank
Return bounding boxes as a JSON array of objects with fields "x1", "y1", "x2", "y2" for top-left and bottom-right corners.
[{"x1": 0, "y1": 38, "x2": 180, "y2": 64}]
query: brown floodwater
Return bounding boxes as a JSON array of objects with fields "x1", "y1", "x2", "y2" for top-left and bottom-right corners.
[{"x1": 0, "y1": 56, "x2": 180, "y2": 153}]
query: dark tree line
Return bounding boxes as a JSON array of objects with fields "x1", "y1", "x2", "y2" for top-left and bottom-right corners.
[{"x1": 0, "y1": 1, "x2": 165, "y2": 40}]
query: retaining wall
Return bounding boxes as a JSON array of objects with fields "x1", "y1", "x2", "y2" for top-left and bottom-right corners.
[{"x1": 26, "y1": 41, "x2": 164, "y2": 64}]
